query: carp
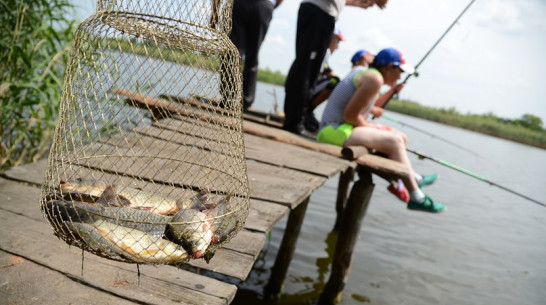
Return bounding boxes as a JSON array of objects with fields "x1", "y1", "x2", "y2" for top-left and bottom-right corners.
[
  {"x1": 45, "y1": 199, "x2": 171, "y2": 238},
  {"x1": 67, "y1": 220, "x2": 189, "y2": 263},
  {"x1": 176, "y1": 187, "x2": 215, "y2": 211},
  {"x1": 59, "y1": 178, "x2": 180, "y2": 215},
  {"x1": 206, "y1": 193, "x2": 240, "y2": 244},
  {"x1": 165, "y1": 208, "x2": 213, "y2": 259}
]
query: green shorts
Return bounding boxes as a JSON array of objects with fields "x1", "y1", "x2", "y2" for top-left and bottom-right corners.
[{"x1": 317, "y1": 123, "x2": 354, "y2": 147}]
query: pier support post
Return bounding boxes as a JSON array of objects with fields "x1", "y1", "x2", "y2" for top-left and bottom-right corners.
[
  {"x1": 264, "y1": 196, "x2": 310, "y2": 298},
  {"x1": 334, "y1": 167, "x2": 355, "y2": 231},
  {"x1": 319, "y1": 166, "x2": 374, "y2": 305}
]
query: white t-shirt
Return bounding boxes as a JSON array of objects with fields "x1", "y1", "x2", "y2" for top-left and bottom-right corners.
[{"x1": 301, "y1": 0, "x2": 346, "y2": 19}]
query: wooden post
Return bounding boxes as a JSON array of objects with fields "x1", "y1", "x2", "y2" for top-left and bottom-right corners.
[
  {"x1": 264, "y1": 196, "x2": 310, "y2": 298},
  {"x1": 319, "y1": 166, "x2": 374, "y2": 305},
  {"x1": 334, "y1": 167, "x2": 354, "y2": 230}
]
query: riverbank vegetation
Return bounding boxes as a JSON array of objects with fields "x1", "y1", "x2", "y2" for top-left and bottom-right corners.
[
  {"x1": 2, "y1": 2, "x2": 544, "y2": 173},
  {"x1": 386, "y1": 99, "x2": 546, "y2": 149},
  {"x1": 256, "y1": 69, "x2": 546, "y2": 149},
  {"x1": 1, "y1": 1, "x2": 76, "y2": 171}
]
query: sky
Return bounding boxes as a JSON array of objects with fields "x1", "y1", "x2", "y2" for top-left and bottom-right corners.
[{"x1": 73, "y1": 0, "x2": 546, "y2": 122}]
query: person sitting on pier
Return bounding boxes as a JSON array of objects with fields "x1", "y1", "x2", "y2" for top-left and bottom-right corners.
[{"x1": 317, "y1": 47, "x2": 443, "y2": 213}]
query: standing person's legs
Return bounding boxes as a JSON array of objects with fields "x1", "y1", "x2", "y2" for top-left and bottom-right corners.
[
  {"x1": 226, "y1": 0, "x2": 247, "y2": 109},
  {"x1": 240, "y1": 0, "x2": 274, "y2": 109},
  {"x1": 283, "y1": 3, "x2": 334, "y2": 133}
]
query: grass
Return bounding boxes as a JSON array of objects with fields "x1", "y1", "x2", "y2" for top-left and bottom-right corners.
[
  {"x1": 2, "y1": 1, "x2": 542, "y2": 173},
  {"x1": 1, "y1": 0, "x2": 76, "y2": 171},
  {"x1": 386, "y1": 98, "x2": 546, "y2": 149}
]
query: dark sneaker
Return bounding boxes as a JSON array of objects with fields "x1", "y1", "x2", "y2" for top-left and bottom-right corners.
[
  {"x1": 387, "y1": 179, "x2": 409, "y2": 203},
  {"x1": 419, "y1": 173, "x2": 438, "y2": 188},
  {"x1": 407, "y1": 195, "x2": 445, "y2": 213},
  {"x1": 303, "y1": 111, "x2": 320, "y2": 132}
]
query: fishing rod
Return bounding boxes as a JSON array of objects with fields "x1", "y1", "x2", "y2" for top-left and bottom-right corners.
[
  {"x1": 381, "y1": 0, "x2": 477, "y2": 109},
  {"x1": 380, "y1": 113, "x2": 483, "y2": 158},
  {"x1": 406, "y1": 147, "x2": 546, "y2": 208}
]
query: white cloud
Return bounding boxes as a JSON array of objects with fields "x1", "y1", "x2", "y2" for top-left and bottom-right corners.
[
  {"x1": 474, "y1": 0, "x2": 524, "y2": 34},
  {"x1": 263, "y1": 34, "x2": 287, "y2": 47}
]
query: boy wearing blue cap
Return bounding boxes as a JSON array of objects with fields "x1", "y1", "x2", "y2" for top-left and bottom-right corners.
[{"x1": 317, "y1": 47, "x2": 444, "y2": 213}]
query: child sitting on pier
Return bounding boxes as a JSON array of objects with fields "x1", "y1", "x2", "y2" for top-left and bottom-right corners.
[{"x1": 317, "y1": 47, "x2": 444, "y2": 213}]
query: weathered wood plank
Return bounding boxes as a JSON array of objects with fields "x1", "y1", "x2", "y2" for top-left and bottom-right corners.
[
  {"x1": 115, "y1": 89, "x2": 240, "y2": 128},
  {"x1": 246, "y1": 199, "x2": 289, "y2": 232},
  {"x1": 60, "y1": 142, "x2": 246, "y2": 196},
  {"x1": 0, "y1": 250, "x2": 137, "y2": 305},
  {"x1": 129, "y1": 123, "x2": 349, "y2": 178},
  {"x1": 320, "y1": 168, "x2": 375, "y2": 305},
  {"x1": 246, "y1": 160, "x2": 326, "y2": 208},
  {"x1": 243, "y1": 133, "x2": 350, "y2": 178},
  {"x1": 3, "y1": 160, "x2": 289, "y2": 234},
  {"x1": 243, "y1": 120, "x2": 410, "y2": 180},
  {"x1": 0, "y1": 178, "x2": 261, "y2": 281},
  {"x1": 0, "y1": 179, "x2": 237, "y2": 305},
  {"x1": 53, "y1": 141, "x2": 324, "y2": 207}
]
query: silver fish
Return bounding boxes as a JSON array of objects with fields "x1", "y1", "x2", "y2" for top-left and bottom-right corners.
[
  {"x1": 59, "y1": 178, "x2": 180, "y2": 215},
  {"x1": 45, "y1": 199, "x2": 171, "y2": 238},
  {"x1": 166, "y1": 208, "x2": 213, "y2": 259},
  {"x1": 207, "y1": 193, "x2": 239, "y2": 244},
  {"x1": 68, "y1": 221, "x2": 189, "y2": 263}
]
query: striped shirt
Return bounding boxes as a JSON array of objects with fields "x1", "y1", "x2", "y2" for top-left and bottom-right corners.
[{"x1": 320, "y1": 67, "x2": 380, "y2": 129}]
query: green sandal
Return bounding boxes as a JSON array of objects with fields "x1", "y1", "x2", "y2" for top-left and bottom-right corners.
[
  {"x1": 419, "y1": 173, "x2": 438, "y2": 188},
  {"x1": 407, "y1": 195, "x2": 445, "y2": 213}
]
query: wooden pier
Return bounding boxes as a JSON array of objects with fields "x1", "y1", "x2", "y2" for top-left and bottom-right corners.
[{"x1": 0, "y1": 93, "x2": 408, "y2": 304}]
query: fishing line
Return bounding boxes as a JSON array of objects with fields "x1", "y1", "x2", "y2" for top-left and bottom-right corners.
[
  {"x1": 380, "y1": 113, "x2": 484, "y2": 158},
  {"x1": 381, "y1": 0, "x2": 477, "y2": 109},
  {"x1": 407, "y1": 147, "x2": 546, "y2": 208}
]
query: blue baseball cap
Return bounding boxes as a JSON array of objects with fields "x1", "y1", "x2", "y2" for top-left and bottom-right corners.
[
  {"x1": 373, "y1": 47, "x2": 415, "y2": 74},
  {"x1": 350, "y1": 49, "x2": 373, "y2": 64}
]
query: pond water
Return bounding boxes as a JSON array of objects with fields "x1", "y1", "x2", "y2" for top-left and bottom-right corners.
[{"x1": 231, "y1": 82, "x2": 546, "y2": 305}]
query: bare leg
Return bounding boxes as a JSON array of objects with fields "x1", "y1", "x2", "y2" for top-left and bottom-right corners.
[{"x1": 345, "y1": 126, "x2": 419, "y2": 192}]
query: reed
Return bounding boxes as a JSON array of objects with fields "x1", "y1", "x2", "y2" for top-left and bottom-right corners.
[
  {"x1": 0, "y1": 0, "x2": 76, "y2": 171},
  {"x1": 386, "y1": 99, "x2": 546, "y2": 149}
]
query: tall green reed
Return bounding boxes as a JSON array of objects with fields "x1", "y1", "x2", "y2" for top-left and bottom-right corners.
[{"x1": 1, "y1": 0, "x2": 76, "y2": 171}]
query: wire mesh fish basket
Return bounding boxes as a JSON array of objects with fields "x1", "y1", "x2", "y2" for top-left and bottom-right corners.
[{"x1": 40, "y1": 0, "x2": 249, "y2": 264}]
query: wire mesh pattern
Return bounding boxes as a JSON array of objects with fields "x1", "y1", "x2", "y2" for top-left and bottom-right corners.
[{"x1": 40, "y1": 0, "x2": 249, "y2": 264}]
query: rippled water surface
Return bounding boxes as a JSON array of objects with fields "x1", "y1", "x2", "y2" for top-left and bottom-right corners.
[{"x1": 232, "y1": 82, "x2": 546, "y2": 305}]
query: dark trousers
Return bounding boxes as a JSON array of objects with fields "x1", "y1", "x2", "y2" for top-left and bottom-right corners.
[
  {"x1": 283, "y1": 3, "x2": 335, "y2": 132},
  {"x1": 230, "y1": 0, "x2": 274, "y2": 109}
]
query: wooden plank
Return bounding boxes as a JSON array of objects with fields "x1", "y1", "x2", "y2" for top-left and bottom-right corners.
[
  {"x1": 3, "y1": 160, "x2": 289, "y2": 234},
  {"x1": 131, "y1": 123, "x2": 349, "y2": 178},
  {"x1": 0, "y1": 179, "x2": 237, "y2": 305},
  {"x1": 59, "y1": 142, "x2": 246, "y2": 196},
  {"x1": 243, "y1": 120, "x2": 343, "y2": 157},
  {"x1": 0, "y1": 177, "x2": 263, "y2": 281},
  {"x1": 243, "y1": 120, "x2": 410, "y2": 180},
  {"x1": 341, "y1": 145, "x2": 369, "y2": 160},
  {"x1": 320, "y1": 168, "x2": 374, "y2": 305},
  {"x1": 244, "y1": 133, "x2": 350, "y2": 178},
  {"x1": 58, "y1": 141, "x2": 324, "y2": 207},
  {"x1": 265, "y1": 197, "x2": 310, "y2": 297},
  {"x1": 115, "y1": 89, "x2": 240, "y2": 128},
  {"x1": 246, "y1": 199, "x2": 289, "y2": 232},
  {"x1": 0, "y1": 250, "x2": 137, "y2": 305},
  {"x1": 114, "y1": 89, "x2": 406, "y2": 181},
  {"x1": 246, "y1": 160, "x2": 326, "y2": 208},
  {"x1": 1, "y1": 159, "x2": 48, "y2": 185}
]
